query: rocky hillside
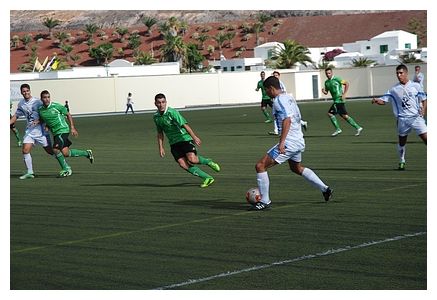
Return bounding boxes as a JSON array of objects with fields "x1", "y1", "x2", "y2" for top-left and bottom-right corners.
[{"x1": 10, "y1": 10, "x2": 378, "y2": 32}]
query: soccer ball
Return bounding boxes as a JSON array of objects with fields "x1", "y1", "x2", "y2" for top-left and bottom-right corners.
[{"x1": 246, "y1": 187, "x2": 261, "y2": 205}]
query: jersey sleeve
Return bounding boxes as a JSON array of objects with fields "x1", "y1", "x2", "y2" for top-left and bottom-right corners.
[{"x1": 170, "y1": 109, "x2": 187, "y2": 126}]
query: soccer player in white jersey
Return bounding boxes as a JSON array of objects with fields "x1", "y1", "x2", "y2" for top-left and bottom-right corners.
[
  {"x1": 372, "y1": 64, "x2": 427, "y2": 170},
  {"x1": 269, "y1": 71, "x2": 308, "y2": 135},
  {"x1": 251, "y1": 76, "x2": 333, "y2": 210},
  {"x1": 10, "y1": 84, "x2": 54, "y2": 179}
]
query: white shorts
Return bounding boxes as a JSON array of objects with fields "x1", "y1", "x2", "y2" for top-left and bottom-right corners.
[
  {"x1": 397, "y1": 116, "x2": 427, "y2": 137},
  {"x1": 23, "y1": 128, "x2": 50, "y2": 147},
  {"x1": 267, "y1": 143, "x2": 303, "y2": 164}
]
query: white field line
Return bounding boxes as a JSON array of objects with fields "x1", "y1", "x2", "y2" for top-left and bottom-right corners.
[{"x1": 154, "y1": 231, "x2": 426, "y2": 290}]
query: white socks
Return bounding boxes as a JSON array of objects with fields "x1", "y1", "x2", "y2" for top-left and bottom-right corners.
[
  {"x1": 23, "y1": 153, "x2": 33, "y2": 174},
  {"x1": 301, "y1": 168, "x2": 328, "y2": 192},
  {"x1": 256, "y1": 171, "x2": 271, "y2": 204},
  {"x1": 397, "y1": 144, "x2": 406, "y2": 163}
]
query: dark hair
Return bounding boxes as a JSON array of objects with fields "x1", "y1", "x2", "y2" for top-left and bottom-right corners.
[
  {"x1": 260, "y1": 71, "x2": 265, "y2": 74},
  {"x1": 263, "y1": 75, "x2": 281, "y2": 89},
  {"x1": 40, "y1": 90, "x2": 50, "y2": 98},
  {"x1": 128, "y1": 92, "x2": 132, "y2": 96},
  {"x1": 325, "y1": 67, "x2": 333, "y2": 72},
  {"x1": 155, "y1": 93, "x2": 166, "y2": 101},
  {"x1": 20, "y1": 83, "x2": 30, "y2": 91},
  {"x1": 396, "y1": 64, "x2": 408, "y2": 72},
  {"x1": 273, "y1": 70, "x2": 280, "y2": 76}
]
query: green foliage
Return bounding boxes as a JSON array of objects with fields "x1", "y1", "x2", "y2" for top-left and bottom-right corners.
[
  {"x1": 142, "y1": 16, "x2": 158, "y2": 36},
  {"x1": 42, "y1": 17, "x2": 61, "y2": 38},
  {"x1": 272, "y1": 39, "x2": 313, "y2": 68},
  {"x1": 185, "y1": 43, "x2": 204, "y2": 73},
  {"x1": 115, "y1": 26, "x2": 129, "y2": 42},
  {"x1": 134, "y1": 51, "x2": 157, "y2": 65},
  {"x1": 84, "y1": 23, "x2": 99, "y2": 39},
  {"x1": 21, "y1": 34, "x2": 33, "y2": 49},
  {"x1": 351, "y1": 57, "x2": 377, "y2": 67},
  {"x1": 398, "y1": 53, "x2": 423, "y2": 64},
  {"x1": 89, "y1": 43, "x2": 114, "y2": 65},
  {"x1": 161, "y1": 34, "x2": 186, "y2": 63}
]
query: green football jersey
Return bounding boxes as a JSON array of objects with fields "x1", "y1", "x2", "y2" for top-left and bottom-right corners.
[
  {"x1": 324, "y1": 76, "x2": 346, "y2": 103},
  {"x1": 38, "y1": 102, "x2": 70, "y2": 135},
  {"x1": 153, "y1": 107, "x2": 192, "y2": 145},
  {"x1": 257, "y1": 80, "x2": 270, "y2": 100}
]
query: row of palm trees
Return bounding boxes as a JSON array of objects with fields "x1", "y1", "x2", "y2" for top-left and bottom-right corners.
[{"x1": 15, "y1": 14, "x2": 423, "y2": 72}]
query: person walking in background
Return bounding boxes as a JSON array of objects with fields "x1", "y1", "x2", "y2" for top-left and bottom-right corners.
[
  {"x1": 125, "y1": 92, "x2": 135, "y2": 114},
  {"x1": 252, "y1": 76, "x2": 333, "y2": 211},
  {"x1": 10, "y1": 99, "x2": 22, "y2": 147},
  {"x1": 371, "y1": 64, "x2": 426, "y2": 171},
  {"x1": 322, "y1": 68, "x2": 363, "y2": 137},
  {"x1": 38, "y1": 90, "x2": 94, "y2": 177},
  {"x1": 413, "y1": 65, "x2": 425, "y2": 90},
  {"x1": 64, "y1": 100, "x2": 70, "y2": 112},
  {"x1": 255, "y1": 71, "x2": 273, "y2": 123},
  {"x1": 153, "y1": 93, "x2": 220, "y2": 188},
  {"x1": 9, "y1": 83, "x2": 54, "y2": 179}
]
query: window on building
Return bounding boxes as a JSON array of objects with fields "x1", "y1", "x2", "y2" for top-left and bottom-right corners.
[
  {"x1": 405, "y1": 43, "x2": 411, "y2": 49},
  {"x1": 267, "y1": 49, "x2": 274, "y2": 59},
  {"x1": 231, "y1": 66, "x2": 235, "y2": 72},
  {"x1": 366, "y1": 46, "x2": 371, "y2": 50},
  {"x1": 245, "y1": 66, "x2": 251, "y2": 71},
  {"x1": 223, "y1": 67, "x2": 228, "y2": 72},
  {"x1": 380, "y1": 45, "x2": 388, "y2": 53}
]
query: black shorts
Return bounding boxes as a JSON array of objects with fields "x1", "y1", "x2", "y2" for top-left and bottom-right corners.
[
  {"x1": 53, "y1": 133, "x2": 72, "y2": 150},
  {"x1": 328, "y1": 103, "x2": 348, "y2": 115},
  {"x1": 261, "y1": 99, "x2": 273, "y2": 108},
  {"x1": 170, "y1": 141, "x2": 197, "y2": 161}
]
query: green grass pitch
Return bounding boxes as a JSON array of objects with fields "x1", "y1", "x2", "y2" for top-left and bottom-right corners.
[{"x1": 10, "y1": 100, "x2": 426, "y2": 289}]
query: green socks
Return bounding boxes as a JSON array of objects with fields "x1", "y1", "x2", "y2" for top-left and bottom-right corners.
[
  {"x1": 187, "y1": 166, "x2": 212, "y2": 180},
  {"x1": 346, "y1": 116, "x2": 361, "y2": 129},
  {"x1": 262, "y1": 109, "x2": 271, "y2": 120},
  {"x1": 329, "y1": 115, "x2": 341, "y2": 130},
  {"x1": 198, "y1": 155, "x2": 212, "y2": 165},
  {"x1": 69, "y1": 149, "x2": 89, "y2": 157},
  {"x1": 55, "y1": 152, "x2": 70, "y2": 170}
]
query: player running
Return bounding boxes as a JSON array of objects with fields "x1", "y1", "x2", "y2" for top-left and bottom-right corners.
[
  {"x1": 38, "y1": 90, "x2": 94, "y2": 177},
  {"x1": 322, "y1": 68, "x2": 363, "y2": 136},
  {"x1": 153, "y1": 93, "x2": 220, "y2": 188}
]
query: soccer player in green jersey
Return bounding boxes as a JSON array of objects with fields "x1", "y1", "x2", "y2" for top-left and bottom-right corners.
[
  {"x1": 153, "y1": 93, "x2": 220, "y2": 188},
  {"x1": 38, "y1": 90, "x2": 94, "y2": 177},
  {"x1": 255, "y1": 71, "x2": 273, "y2": 123},
  {"x1": 10, "y1": 100, "x2": 22, "y2": 147},
  {"x1": 322, "y1": 68, "x2": 363, "y2": 137}
]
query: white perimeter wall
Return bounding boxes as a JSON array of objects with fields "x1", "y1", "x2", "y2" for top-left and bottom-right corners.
[{"x1": 10, "y1": 64, "x2": 426, "y2": 115}]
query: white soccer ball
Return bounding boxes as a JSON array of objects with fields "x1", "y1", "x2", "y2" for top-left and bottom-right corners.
[{"x1": 246, "y1": 187, "x2": 261, "y2": 205}]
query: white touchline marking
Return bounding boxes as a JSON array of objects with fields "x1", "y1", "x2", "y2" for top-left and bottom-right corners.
[{"x1": 154, "y1": 231, "x2": 426, "y2": 290}]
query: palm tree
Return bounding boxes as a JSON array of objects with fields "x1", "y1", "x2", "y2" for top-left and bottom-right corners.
[
  {"x1": 127, "y1": 32, "x2": 141, "y2": 56},
  {"x1": 351, "y1": 57, "x2": 377, "y2": 67},
  {"x1": 60, "y1": 44, "x2": 74, "y2": 60},
  {"x1": 70, "y1": 54, "x2": 81, "y2": 67},
  {"x1": 196, "y1": 33, "x2": 209, "y2": 50},
  {"x1": 89, "y1": 43, "x2": 114, "y2": 65},
  {"x1": 398, "y1": 53, "x2": 423, "y2": 64},
  {"x1": 84, "y1": 23, "x2": 99, "y2": 39},
  {"x1": 252, "y1": 22, "x2": 264, "y2": 46},
  {"x1": 257, "y1": 12, "x2": 272, "y2": 25},
  {"x1": 142, "y1": 16, "x2": 158, "y2": 36},
  {"x1": 42, "y1": 17, "x2": 61, "y2": 39},
  {"x1": 134, "y1": 51, "x2": 157, "y2": 65},
  {"x1": 272, "y1": 40, "x2": 313, "y2": 69},
  {"x1": 115, "y1": 26, "x2": 129, "y2": 42},
  {"x1": 224, "y1": 32, "x2": 236, "y2": 48},
  {"x1": 21, "y1": 34, "x2": 33, "y2": 50},
  {"x1": 161, "y1": 33, "x2": 186, "y2": 63},
  {"x1": 213, "y1": 32, "x2": 227, "y2": 51},
  {"x1": 54, "y1": 31, "x2": 70, "y2": 47}
]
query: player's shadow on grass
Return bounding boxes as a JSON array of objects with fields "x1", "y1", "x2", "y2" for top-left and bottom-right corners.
[
  {"x1": 168, "y1": 198, "x2": 249, "y2": 210},
  {"x1": 83, "y1": 182, "x2": 200, "y2": 188}
]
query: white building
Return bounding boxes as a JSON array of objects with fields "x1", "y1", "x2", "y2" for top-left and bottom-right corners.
[
  {"x1": 254, "y1": 42, "x2": 284, "y2": 61},
  {"x1": 218, "y1": 57, "x2": 264, "y2": 72},
  {"x1": 337, "y1": 30, "x2": 421, "y2": 66}
]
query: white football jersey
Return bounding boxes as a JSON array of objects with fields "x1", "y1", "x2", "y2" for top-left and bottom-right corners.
[
  {"x1": 272, "y1": 93, "x2": 305, "y2": 152},
  {"x1": 15, "y1": 96, "x2": 45, "y2": 135},
  {"x1": 380, "y1": 80, "x2": 427, "y2": 118}
]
